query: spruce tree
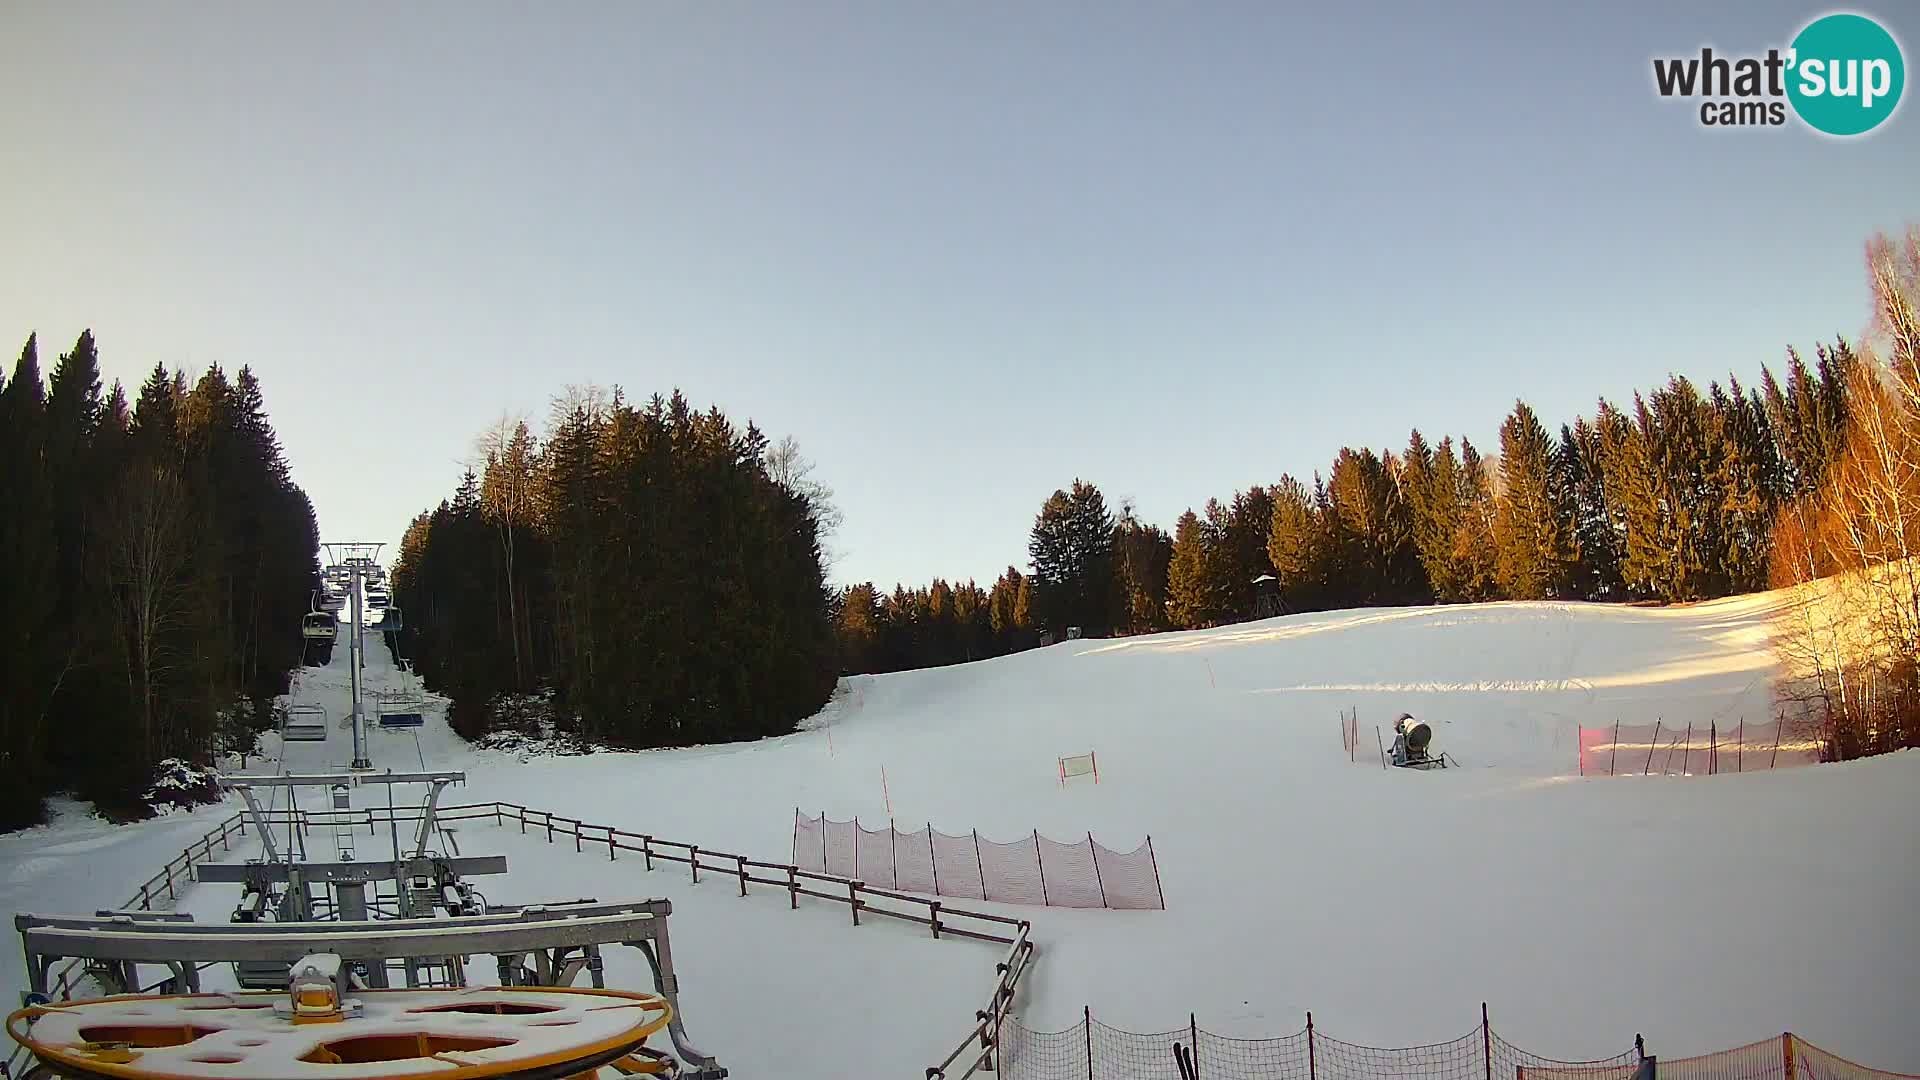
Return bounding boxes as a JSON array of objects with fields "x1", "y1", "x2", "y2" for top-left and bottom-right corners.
[
  {"x1": 1267, "y1": 475, "x2": 1333, "y2": 612},
  {"x1": 1027, "y1": 480, "x2": 1117, "y2": 634},
  {"x1": 0, "y1": 336, "x2": 53, "y2": 826},
  {"x1": 1113, "y1": 506, "x2": 1173, "y2": 634},
  {"x1": 1166, "y1": 509, "x2": 1226, "y2": 628},
  {"x1": 1493, "y1": 401, "x2": 1575, "y2": 599},
  {"x1": 1559, "y1": 419, "x2": 1622, "y2": 599}
]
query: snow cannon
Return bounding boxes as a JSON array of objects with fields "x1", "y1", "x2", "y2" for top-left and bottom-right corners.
[{"x1": 1389, "y1": 714, "x2": 1450, "y2": 770}]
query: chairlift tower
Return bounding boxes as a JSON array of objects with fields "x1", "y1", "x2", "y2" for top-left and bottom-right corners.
[{"x1": 324, "y1": 542, "x2": 385, "y2": 771}]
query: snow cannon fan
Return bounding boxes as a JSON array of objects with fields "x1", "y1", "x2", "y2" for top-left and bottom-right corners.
[
  {"x1": 1390, "y1": 713, "x2": 1448, "y2": 769},
  {"x1": 1405, "y1": 721, "x2": 1432, "y2": 755}
]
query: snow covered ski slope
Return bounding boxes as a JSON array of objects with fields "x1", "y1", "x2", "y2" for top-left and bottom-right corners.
[{"x1": 3, "y1": 591, "x2": 1916, "y2": 1077}]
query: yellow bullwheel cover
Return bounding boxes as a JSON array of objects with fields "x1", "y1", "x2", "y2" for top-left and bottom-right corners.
[{"x1": 6, "y1": 986, "x2": 673, "y2": 1080}]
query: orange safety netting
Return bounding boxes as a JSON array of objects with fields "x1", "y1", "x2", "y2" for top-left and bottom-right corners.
[
  {"x1": 792, "y1": 812, "x2": 1164, "y2": 910},
  {"x1": 1577, "y1": 720, "x2": 1822, "y2": 777}
]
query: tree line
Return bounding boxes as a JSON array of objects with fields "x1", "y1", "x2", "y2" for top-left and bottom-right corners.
[
  {"x1": 0, "y1": 332, "x2": 319, "y2": 827},
  {"x1": 1769, "y1": 227, "x2": 1920, "y2": 760},
  {"x1": 836, "y1": 334, "x2": 1859, "y2": 673},
  {"x1": 389, "y1": 389, "x2": 838, "y2": 748}
]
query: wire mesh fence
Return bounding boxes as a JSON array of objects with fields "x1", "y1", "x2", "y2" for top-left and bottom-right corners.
[
  {"x1": 1577, "y1": 720, "x2": 1822, "y2": 777},
  {"x1": 793, "y1": 811, "x2": 1164, "y2": 910}
]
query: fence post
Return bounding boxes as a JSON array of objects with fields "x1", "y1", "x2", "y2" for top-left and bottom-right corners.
[
  {"x1": 1782, "y1": 1033, "x2": 1795, "y2": 1080},
  {"x1": 848, "y1": 880, "x2": 861, "y2": 926},
  {"x1": 929, "y1": 900, "x2": 941, "y2": 939},
  {"x1": 1482, "y1": 1003, "x2": 1492, "y2": 1080},
  {"x1": 821, "y1": 811, "x2": 828, "y2": 872},
  {"x1": 1610, "y1": 718, "x2": 1620, "y2": 775},
  {"x1": 1645, "y1": 720, "x2": 1661, "y2": 775},
  {"x1": 1148, "y1": 835, "x2": 1166, "y2": 909},
  {"x1": 642, "y1": 835, "x2": 653, "y2": 871},
  {"x1": 890, "y1": 819, "x2": 898, "y2": 890},
  {"x1": 1738, "y1": 719, "x2": 1744, "y2": 772},
  {"x1": 1709, "y1": 722, "x2": 1716, "y2": 775},
  {"x1": 929, "y1": 824, "x2": 940, "y2": 895},
  {"x1": 736, "y1": 855, "x2": 748, "y2": 897},
  {"x1": 1088, "y1": 832, "x2": 1108, "y2": 908},
  {"x1": 792, "y1": 808, "x2": 800, "y2": 867},
  {"x1": 854, "y1": 817, "x2": 860, "y2": 880},
  {"x1": 574, "y1": 819, "x2": 582, "y2": 853},
  {"x1": 544, "y1": 812, "x2": 553, "y2": 844},
  {"x1": 1308, "y1": 1011, "x2": 1317, "y2": 1080},
  {"x1": 788, "y1": 865, "x2": 798, "y2": 910},
  {"x1": 608, "y1": 827, "x2": 616, "y2": 861},
  {"x1": 1084, "y1": 1005, "x2": 1094, "y2": 1080},
  {"x1": 1376, "y1": 725, "x2": 1387, "y2": 769},
  {"x1": 975, "y1": 830, "x2": 989, "y2": 902},
  {"x1": 1682, "y1": 723, "x2": 1692, "y2": 775},
  {"x1": 1034, "y1": 830, "x2": 1049, "y2": 906},
  {"x1": 494, "y1": 803, "x2": 502, "y2": 828},
  {"x1": 690, "y1": 844, "x2": 700, "y2": 884},
  {"x1": 1771, "y1": 723, "x2": 1782, "y2": 769},
  {"x1": 1191, "y1": 1012, "x2": 1199, "y2": 1076}
]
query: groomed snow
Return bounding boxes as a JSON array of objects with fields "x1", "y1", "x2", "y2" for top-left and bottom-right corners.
[{"x1": 4, "y1": 591, "x2": 1917, "y2": 1078}]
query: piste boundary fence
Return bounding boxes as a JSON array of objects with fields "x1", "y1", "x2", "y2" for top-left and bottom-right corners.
[
  {"x1": 75, "y1": 801, "x2": 1920, "y2": 1080},
  {"x1": 793, "y1": 811, "x2": 1165, "y2": 911},
  {"x1": 1576, "y1": 719, "x2": 1821, "y2": 777},
  {"x1": 1000, "y1": 1007, "x2": 1918, "y2": 1080}
]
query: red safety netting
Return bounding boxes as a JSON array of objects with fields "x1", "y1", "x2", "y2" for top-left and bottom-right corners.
[
  {"x1": 855, "y1": 820, "x2": 894, "y2": 884},
  {"x1": 977, "y1": 832, "x2": 1049, "y2": 906},
  {"x1": 1036, "y1": 834, "x2": 1106, "y2": 909},
  {"x1": 894, "y1": 826, "x2": 937, "y2": 894},
  {"x1": 932, "y1": 828, "x2": 988, "y2": 900},
  {"x1": 1657, "y1": 1037, "x2": 1790, "y2": 1080},
  {"x1": 1577, "y1": 720, "x2": 1821, "y2": 777},
  {"x1": 992, "y1": 1015, "x2": 1640, "y2": 1080},
  {"x1": 793, "y1": 810, "x2": 825, "y2": 873},
  {"x1": 791, "y1": 812, "x2": 1164, "y2": 910},
  {"x1": 1791, "y1": 1035, "x2": 1920, "y2": 1080},
  {"x1": 825, "y1": 816, "x2": 857, "y2": 877},
  {"x1": 1094, "y1": 837, "x2": 1166, "y2": 910}
]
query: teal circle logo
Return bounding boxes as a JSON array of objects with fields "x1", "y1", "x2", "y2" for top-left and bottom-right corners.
[{"x1": 1787, "y1": 13, "x2": 1905, "y2": 135}]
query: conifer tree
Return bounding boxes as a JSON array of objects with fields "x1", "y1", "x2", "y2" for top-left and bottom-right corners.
[
  {"x1": 1267, "y1": 475, "x2": 1334, "y2": 612},
  {"x1": 1113, "y1": 505, "x2": 1173, "y2": 634},
  {"x1": 1166, "y1": 509, "x2": 1227, "y2": 628},
  {"x1": 1220, "y1": 487, "x2": 1277, "y2": 619},
  {"x1": 0, "y1": 336, "x2": 53, "y2": 827},
  {"x1": 1559, "y1": 419, "x2": 1622, "y2": 599},
  {"x1": 1493, "y1": 401, "x2": 1575, "y2": 599},
  {"x1": 1027, "y1": 480, "x2": 1117, "y2": 634}
]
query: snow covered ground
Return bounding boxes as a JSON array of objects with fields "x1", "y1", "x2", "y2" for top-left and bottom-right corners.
[{"x1": 4, "y1": 591, "x2": 1917, "y2": 1077}]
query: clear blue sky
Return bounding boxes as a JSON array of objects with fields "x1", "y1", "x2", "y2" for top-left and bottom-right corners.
[{"x1": 3, "y1": 2, "x2": 1914, "y2": 589}]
